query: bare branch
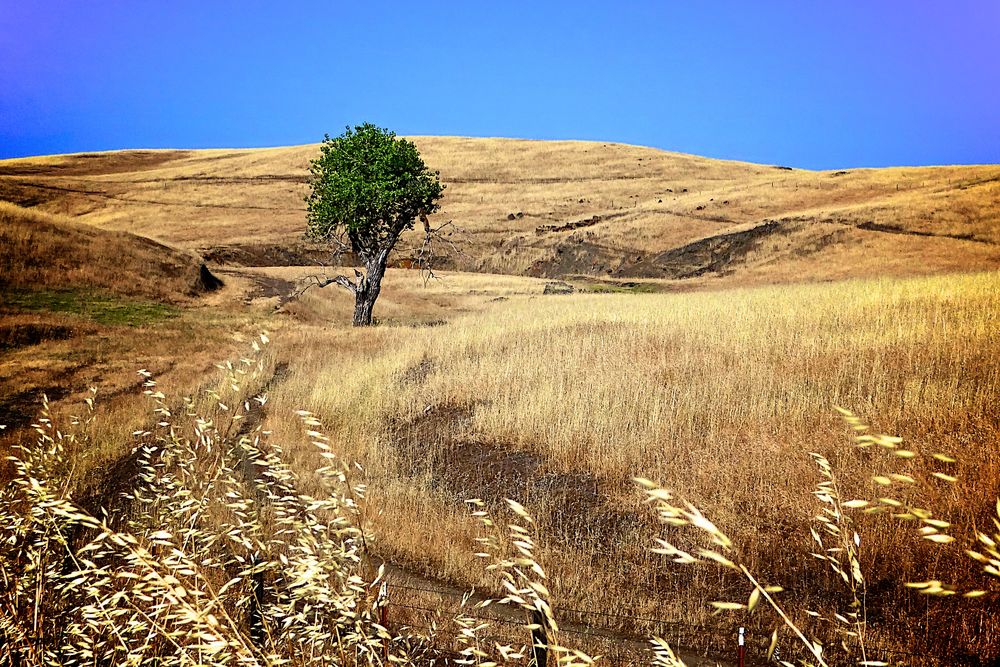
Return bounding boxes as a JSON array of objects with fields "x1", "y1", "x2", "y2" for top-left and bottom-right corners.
[
  {"x1": 408, "y1": 212, "x2": 470, "y2": 285},
  {"x1": 292, "y1": 272, "x2": 358, "y2": 299}
]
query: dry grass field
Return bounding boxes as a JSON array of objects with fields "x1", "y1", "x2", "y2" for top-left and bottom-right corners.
[
  {"x1": 2, "y1": 138, "x2": 999, "y2": 284},
  {"x1": 255, "y1": 270, "x2": 1000, "y2": 662},
  {"x1": 2, "y1": 137, "x2": 1000, "y2": 664},
  {"x1": 0, "y1": 201, "x2": 218, "y2": 300},
  {"x1": 0, "y1": 202, "x2": 269, "y2": 485}
]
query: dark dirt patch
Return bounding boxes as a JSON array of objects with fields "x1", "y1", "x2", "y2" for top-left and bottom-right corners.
[
  {"x1": 857, "y1": 221, "x2": 991, "y2": 244},
  {"x1": 215, "y1": 270, "x2": 296, "y2": 306},
  {"x1": 535, "y1": 211, "x2": 632, "y2": 235},
  {"x1": 392, "y1": 404, "x2": 650, "y2": 547},
  {"x1": 0, "y1": 385, "x2": 71, "y2": 432},
  {"x1": 230, "y1": 362, "x2": 293, "y2": 502},
  {"x1": 0, "y1": 322, "x2": 77, "y2": 350},
  {"x1": 249, "y1": 275, "x2": 295, "y2": 304},
  {"x1": 0, "y1": 179, "x2": 65, "y2": 207},
  {"x1": 380, "y1": 564, "x2": 734, "y2": 667},
  {"x1": 200, "y1": 242, "x2": 332, "y2": 267},
  {"x1": 535, "y1": 213, "x2": 617, "y2": 235},
  {"x1": 526, "y1": 239, "x2": 624, "y2": 278},
  {"x1": 790, "y1": 227, "x2": 850, "y2": 257},
  {"x1": 616, "y1": 221, "x2": 786, "y2": 279},
  {"x1": 74, "y1": 431, "x2": 150, "y2": 520}
]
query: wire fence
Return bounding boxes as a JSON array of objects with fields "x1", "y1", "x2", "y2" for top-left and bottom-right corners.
[{"x1": 383, "y1": 581, "x2": 948, "y2": 667}]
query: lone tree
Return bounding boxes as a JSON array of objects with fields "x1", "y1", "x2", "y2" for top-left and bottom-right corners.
[{"x1": 304, "y1": 123, "x2": 444, "y2": 326}]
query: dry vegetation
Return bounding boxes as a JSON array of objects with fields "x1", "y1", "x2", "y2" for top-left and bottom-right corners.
[
  {"x1": 3, "y1": 270, "x2": 999, "y2": 665},
  {"x1": 0, "y1": 201, "x2": 216, "y2": 301},
  {"x1": 0, "y1": 201, "x2": 266, "y2": 484},
  {"x1": 247, "y1": 269, "x2": 1000, "y2": 662},
  {"x1": 3, "y1": 138, "x2": 1000, "y2": 664},
  {"x1": 2, "y1": 138, "x2": 999, "y2": 284}
]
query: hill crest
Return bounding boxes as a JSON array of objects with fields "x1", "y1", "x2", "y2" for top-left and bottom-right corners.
[{"x1": 2, "y1": 137, "x2": 998, "y2": 286}]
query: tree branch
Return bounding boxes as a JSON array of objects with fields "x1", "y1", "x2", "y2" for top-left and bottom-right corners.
[
  {"x1": 409, "y1": 212, "x2": 469, "y2": 285},
  {"x1": 292, "y1": 272, "x2": 358, "y2": 298}
]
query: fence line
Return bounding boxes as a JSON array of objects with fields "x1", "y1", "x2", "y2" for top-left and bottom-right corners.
[
  {"x1": 384, "y1": 581, "x2": 948, "y2": 666},
  {"x1": 388, "y1": 581, "x2": 738, "y2": 636}
]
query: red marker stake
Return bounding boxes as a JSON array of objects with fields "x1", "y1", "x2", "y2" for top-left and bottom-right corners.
[{"x1": 738, "y1": 627, "x2": 746, "y2": 667}]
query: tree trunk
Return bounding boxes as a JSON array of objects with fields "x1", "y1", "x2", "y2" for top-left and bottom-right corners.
[
  {"x1": 352, "y1": 250, "x2": 390, "y2": 326},
  {"x1": 353, "y1": 288, "x2": 377, "y2": 326}
]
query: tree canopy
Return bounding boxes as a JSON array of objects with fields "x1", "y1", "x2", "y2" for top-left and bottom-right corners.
[
  {"x1": 306, "y1": 123, "x2": 443, "y2": 258},
  {"x1": 304, "y1": 123, "x2": 444, "y2": 326}
]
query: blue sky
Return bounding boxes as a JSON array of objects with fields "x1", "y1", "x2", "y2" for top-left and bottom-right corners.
[{"x1": 1, "y1": 1, "x2": 998, "y2": 168}]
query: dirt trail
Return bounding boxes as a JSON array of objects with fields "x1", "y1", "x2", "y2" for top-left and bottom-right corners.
[{"x1": 379, "y1": 560, "x2": 736, "y2": 667}]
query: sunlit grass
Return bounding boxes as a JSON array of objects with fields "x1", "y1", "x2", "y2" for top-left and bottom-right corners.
[{"x1": 263, "y1": 269, "x2": 1000, "y2": 659}]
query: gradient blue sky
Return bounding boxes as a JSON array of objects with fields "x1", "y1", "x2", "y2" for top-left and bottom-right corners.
[{"x1": 2, "y1": 1, "x2": 998, "y2": 168}]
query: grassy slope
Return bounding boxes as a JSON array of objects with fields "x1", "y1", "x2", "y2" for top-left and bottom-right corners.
[
  {"x1": 265, "y1": 270, "x2": 1000, "y2": 660},
  {"x1": 3, "y1": 140, "x2": 1000, "y2": 660},
  {"x1": 0, "y1": 201, "x2": 256, "y2": 483},
  {"x1": 0, "y1": 201, "x2": 214, "y2": 302},
  {"x1": 1, "y1": 138, "x2": 998, "y2": 284}
]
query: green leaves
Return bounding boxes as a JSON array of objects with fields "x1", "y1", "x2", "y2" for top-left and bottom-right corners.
[{"x1": 305, "y1": 123, "x2": 444, "y2": 260}]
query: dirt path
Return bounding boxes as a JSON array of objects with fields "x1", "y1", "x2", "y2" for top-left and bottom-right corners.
[{"x1": 379, "y1": 560, "x2": 736, "y2": 667}]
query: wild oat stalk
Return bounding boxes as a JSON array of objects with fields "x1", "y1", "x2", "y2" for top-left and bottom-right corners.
[
  {"x1": 835, "y1": 408, "x2": 997, "y2": 599},
  {"x1": 806, "y1": 452, "x2": 870, "y2": 662},
  {"x1": 634, "y1": 477, "x2": 828, "y2": 667},
  {"x1": 0, "y1": 333, "x2": 430, "y2": 667},
  {"x1": 469, "y1": 497, "x2": 599, "y2": 667}
]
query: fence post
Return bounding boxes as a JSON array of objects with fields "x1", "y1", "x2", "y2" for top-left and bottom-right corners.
[
  {"x1": 529, "y1": 608, "x2": 548, "y2": 667},
  {"x1": 377, "y1": 580, "x2": 389, "y2": 662},
  {"x1": 249, "y1": 554, "x2": 266, "y2": 649},
  {"x1": 738, "y1": 627, "x2": 746, "y2": 667}
]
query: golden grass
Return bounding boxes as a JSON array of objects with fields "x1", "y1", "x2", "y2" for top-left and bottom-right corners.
[
  {"x1": 3, "y1": 133, "x2": 1000, "y2": 660},
  {"x1": 2, "y1": 263, "x2": 998, "y2": 662},
  {"x1": 0, "y1": 201, "x2": 284, "y2": 486},
  {"x1": 257, "y1": 269, "x2": 1000, "y2": 659},
  {"x1": 2, "y1": 138, "x2": 998, "y2": 284},
  {"x1": 0, "y1": 201, "x2": 209, "y2": 302}
]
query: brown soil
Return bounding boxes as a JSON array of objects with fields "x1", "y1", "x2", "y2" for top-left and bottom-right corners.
[
  {"x1": 0, "y1": 385, "x2": 71, "y2": 432},
  {"x1": 214, "y1": 269, "x2": 297, "y2": 306},
  {"x1": 200, "y1": 242, "x2": 331, "y2": 267},
  {"x1": 616, "y1": 221, "x2": 786, "y2": 278},
  {"x1": 0, "y1": 321, "x2": 77, "y2": 350},
  {"x1": 857, "y1": 220, "x2": 992, "y2": 244},
  {"x1": 392, "y1": 402, "x2": 652, "y2": 548},
  {"x1": 379, "y1": 561, "x2": 735, "y2": 667},
  {"x1": 534, "y1": 212, "x2": 625, "y2": 235},
  {"x1": 527, "y1": 238, "x2": 625, "y2": 277}
]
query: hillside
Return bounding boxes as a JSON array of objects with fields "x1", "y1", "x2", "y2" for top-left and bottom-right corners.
[
  {"x1": 1, "y1": 138, "x2": 999, "y2": 285},
  {"x1": 0, "y1": 201, "x2": 220, "y2": 301},
  {"x1": 3, "y1": 140, "x2": 1000, "y2": 663}
]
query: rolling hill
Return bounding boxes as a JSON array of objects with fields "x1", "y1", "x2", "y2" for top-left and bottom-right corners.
[
  {"x1": 1, "y1": 137, "x2": 999, "y2": 286},
  {"x1": 0, "y1": 201, "x2": 220, "y2": 301},
  {"x1": 3, "y1": 139, "x2": 1000, "y2": 663}
]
